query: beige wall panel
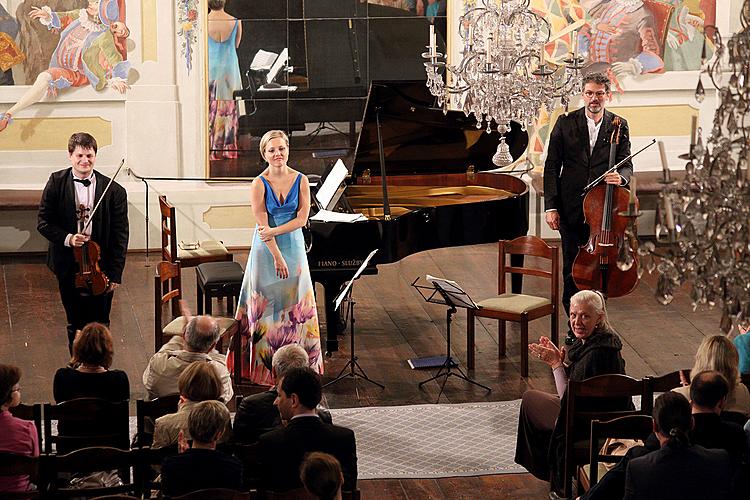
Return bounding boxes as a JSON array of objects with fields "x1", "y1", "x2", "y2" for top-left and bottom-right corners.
[
  {"x1": 608, "y1": 105, "x2": 698, "y2": 137},
  {"x1": 0, "y1": 117, "x2": 112, "y2": 151},
  {"x1": 141, "y1": 0, "x2": 159, "y2": 62},
  {"x1": 203, "y1": 205, "x2": 255, "y2": 229}
]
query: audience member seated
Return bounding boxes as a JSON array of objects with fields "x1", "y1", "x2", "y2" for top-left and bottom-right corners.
[
  {"x1": 623, "y1": 392, "x2": 732, "y2": 500},
  {"x1": 143, "y1": 315, "x2": 233, "y2": 403},
  {"x1": 161, "y1": 400, "x2": 243, "y2": 498},
  {"x1": 300, "y1": 452, "x2": 343, "y2": 500},
  {"x1": 153, "y1": 361, "x2": 231, "y2": 449},
  {"x1": 582, "y1": 371, "x2": 745, "y2": 500},
  {"x1": 53, "y1": 322, "x2": 130, "y2": 402},
  {"x1": 673, "y1": 335, "x2": 750, "y2": 423},
  {"x1": 515, "y1": 290, "x2": 629, "y2": 496},
  {"x1": 258, "y1": 367, "x2": 357, "y2": 493},
  {"x1": 0, "y1": 364, "x2": 39, "y2": 493},
  {"x1": 234, "y1": 344, "x2": 331, "y2": 444}
]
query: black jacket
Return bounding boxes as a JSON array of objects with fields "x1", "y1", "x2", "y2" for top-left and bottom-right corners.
[
  {"x1": 543, "y1": 107, "x2": 633, "y2": 226},
  {"x1": 258, "y1": 415, "x2": 357, "y2": 492},
  {"x1": 37, "y1": 168, "x2": 129, "y2": 283}
]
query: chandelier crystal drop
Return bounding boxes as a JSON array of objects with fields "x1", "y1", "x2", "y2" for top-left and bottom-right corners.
[
  {"x1": 423, "y1": 0, "x2": 583, "y2": 135},
  {"x1": 644, "y1": 0, "x2": 750, "y2": 333}
]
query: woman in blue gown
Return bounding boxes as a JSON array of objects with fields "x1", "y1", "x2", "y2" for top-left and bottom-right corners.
[
  {"x1": 228, "y1": 130, "x2": 323, "y2": 385},
  {"x1": 208, "y1": 0, "x2": 242, "y2": 159}
]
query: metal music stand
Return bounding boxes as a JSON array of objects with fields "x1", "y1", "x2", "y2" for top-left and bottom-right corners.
[
  {"x1": 412, "y1": 276, "x2": 491, "y2": 403},
  {"x1": 323, "y1": 250, "x2": 384, "y2": 395}
]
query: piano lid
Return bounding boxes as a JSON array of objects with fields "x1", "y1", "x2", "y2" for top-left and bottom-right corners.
[{"x1": 352, "y1": 81, "x2": 529, "y2": 179}]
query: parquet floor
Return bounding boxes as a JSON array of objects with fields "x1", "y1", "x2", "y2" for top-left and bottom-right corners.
[{"x1": 0, "y1": 243, "x2": 720, "y2": 499}]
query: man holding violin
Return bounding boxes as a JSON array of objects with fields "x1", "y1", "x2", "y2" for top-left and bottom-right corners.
[
  {"x1": 38, "y1": 132, "x2": 129, "y2": 353},
  {"x1": 543, "y1": 73, "x2": 633, "y2": 344}
]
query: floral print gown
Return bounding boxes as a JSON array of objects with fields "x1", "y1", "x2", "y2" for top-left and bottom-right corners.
[{"x1": 228, "y1": 173, "x2": 323, "y2": 385}]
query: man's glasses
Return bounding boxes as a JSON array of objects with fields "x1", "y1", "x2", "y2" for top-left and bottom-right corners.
[{"x1": 583, "y1": 91, "x2": 608, "y2": 98}]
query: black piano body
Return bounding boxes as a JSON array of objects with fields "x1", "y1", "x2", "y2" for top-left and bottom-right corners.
[
  {"x1": 226, "y1": 1, "x2": 442, "y2": 142},
  {"x1": 308, "y1": 81, "x2": 530, "y2": 353}
]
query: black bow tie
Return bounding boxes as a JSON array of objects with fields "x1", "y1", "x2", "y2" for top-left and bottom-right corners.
[{"x1": 73, "y1": 178, "x2": 92, "y2": 187}]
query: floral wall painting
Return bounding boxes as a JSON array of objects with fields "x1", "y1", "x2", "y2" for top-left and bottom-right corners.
[
  {"x1": 0, "y1": 0, "x2": 132, "y2": 134},
  {"x1": 177, "y1": 0, "x2": 199, "y2": 73}
]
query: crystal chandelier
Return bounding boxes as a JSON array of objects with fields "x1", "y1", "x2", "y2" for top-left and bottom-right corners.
[
  {"x1": 423, "y1": 0, "x2": 582, "y2": 145},
  {"x1": 641, "y1": 0, "x2": 750, "y2": 333}
]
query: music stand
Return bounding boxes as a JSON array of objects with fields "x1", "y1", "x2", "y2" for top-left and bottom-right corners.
[
  {"x1": 412, "y1": 276, "x2": 491, "y2": 403},
  {"x1": 323, "y1": 250, "x2": 384, "y2": 394}
]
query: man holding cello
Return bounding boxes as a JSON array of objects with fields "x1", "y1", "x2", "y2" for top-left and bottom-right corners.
[
  {"x1": 38, "y1": 132, "x2": 129, "y2": 353},
  {"x1": 543, "y1": 73, "x2": 633, "y2": 343}
]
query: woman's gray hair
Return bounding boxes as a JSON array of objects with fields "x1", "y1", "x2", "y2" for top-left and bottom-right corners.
[
  {"x1": 570, "y1": 290, "x2": 612, "y2": 331},
  {"x1": 187, "y1": 400, "x2": 230, "y2": 444}
]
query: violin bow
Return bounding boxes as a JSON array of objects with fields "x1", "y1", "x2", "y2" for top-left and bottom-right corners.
[
  {"x1": 581, "y1": 139, "x2": 656, "y2": 195},
  {"x1": 81, "y1": 158, "x2": 126, "y2": 234}
]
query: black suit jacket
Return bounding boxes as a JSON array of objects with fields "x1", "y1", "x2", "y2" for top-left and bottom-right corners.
[
  {"x1": 543, "y1": 107, "x2": 633, "y2": 226},
  {"x1": 258, "y1": 415, "x2": 357, "y2": 492},
  {"x1": 37, "y1": 168, "x2": 129, "y2": 283},
  {"x1": 623, "y1": 444, "x2": 731, "y2": 500},
  {"x1": 234, "y1": 388, "x2": 334, "y2": 444}
]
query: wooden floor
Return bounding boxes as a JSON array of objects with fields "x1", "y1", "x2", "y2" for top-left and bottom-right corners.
[{"x1": 0, "y1": 243, "x2": 721, "y2": 499}]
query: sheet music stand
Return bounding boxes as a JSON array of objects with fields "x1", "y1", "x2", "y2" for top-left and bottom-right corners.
[
  {"x1": 412, "y1": 277, "x2": 491, "y2": 403},
  {"x1": 323, "y1": 250, "x2": 384, "y2": 394}
]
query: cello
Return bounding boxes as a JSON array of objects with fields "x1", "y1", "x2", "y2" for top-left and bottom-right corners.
[
  {"x1": 73, "y1": 159, "x2": 125, "y2": 296},
  {"x1": 572, "y1": 117, "x2": 639, "y2": 298}
]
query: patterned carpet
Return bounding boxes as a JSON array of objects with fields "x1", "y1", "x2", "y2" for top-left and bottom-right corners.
[{"x1": 329, "y1": 400, "x2": 526, "y2": 480}]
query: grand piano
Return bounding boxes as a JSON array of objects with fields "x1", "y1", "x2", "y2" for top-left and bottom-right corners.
[{"x1": 309, "y1": 81, "x2": 530, "y2": 353}]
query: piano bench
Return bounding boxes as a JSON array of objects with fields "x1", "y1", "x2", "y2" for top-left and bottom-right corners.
[{"x1": 196, "y1": 261, "x2": 244, "y2": 316}]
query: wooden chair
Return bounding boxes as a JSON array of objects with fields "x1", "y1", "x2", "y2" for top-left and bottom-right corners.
[
  {"x1": 226, "y1": 442, "x2": 261, "y2": 490},
  {"x1": 154, "y1": 260, "x2": 236, "y2": 353},
  {"x1": 577, "y1": 414, "x2": 653, "y2": 494},
  {"x1": 562, "y1": 374, "x2": 648, "y2": 498},
  {"x1": 43, "y1": 398, "x2": 130, "y2": 455},
  {"x1": 0, "y1": 452, "x2": 42, "y2": 499},
  {"x1": 9, "y1": 403, "x2": 43, "y2": 448},
  {"x1": 44, "y1": 446, "x2": 145, "y2": 498},
  {"x1": 642, "y1": 369, "x2": 689, "y2": 415},
  {"x1": 171, "y1": 488, "x2": 252, "y2": 500},
  {"x1": 134, "y1": 394, "x2": 181, "y2": 448},
  {"x1": 466, "y1": 235, "x2": 559, "y2": 377},
  {"x1": 159, "y1": 194, "x2": 233, "y2": 268}
]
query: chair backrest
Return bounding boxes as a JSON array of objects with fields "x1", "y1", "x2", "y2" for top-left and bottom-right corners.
[
  {"x1": 587, "y1": 414, "x2": 653, "y2": 487},
  {"x1": 9, "y1": 403, "x2": 43, "y2": 448},
  {"x1": 171, "y1": 488, "x2": 252, "y2": 500},
  {"x1": 154, "y1": 261, "x2": 182, "y2": 352},
  {"x1": 260, "y1": 489, "x2": 360, "y2": 500},
  {"x1": 226, "y1": 442, "x2": 260, "y2": 490},
  {"x1": 159, "y1": 195, "x2": 178, "y2": 264},
  {"x1": 642, "y1": 369, "x2": 690, "y2": 415},
  {"x1": 563, "y1": 374, "x2": 647, "y2": 497},
  {"x1": 45, "y1": 446, "x2": 144, "y2": 498},
  {"x1": 498, "y1": 235, "x2": 559, "y2": 299},
  {"x1": 43, "y1": 398, "x2": 130, "y2": 454},
  {"x1": 135, "y1": 394, "x2": 181, "y2": 448},
  {"x1": 0, "y1": 452, "x2": 41, "y2": 498}
]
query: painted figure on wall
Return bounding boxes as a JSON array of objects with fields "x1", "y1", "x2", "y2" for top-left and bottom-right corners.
[
  {"x1": 662, "y1": 0, "x2": 715, "y2": 71},
  {"x1": 579, "y1": 0, "x2": 664, "y2": 85},
  {"x1": 0, "y1": 0, "x2": 129, "y2": 132},
  {"x1": 0, "y1": 2, "x2": 24, "y2": 85}
]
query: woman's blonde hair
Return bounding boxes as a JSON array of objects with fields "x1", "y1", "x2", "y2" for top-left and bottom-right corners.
[
  {"x1": 259, "y1": 130, "x2": 289, "y2": 158},
  {"x1": 691, "y1": 335, "x2": 740, "y2": 394},
  {"x1": 570, "y1": 290, "x2": 612, "y2": 331}
]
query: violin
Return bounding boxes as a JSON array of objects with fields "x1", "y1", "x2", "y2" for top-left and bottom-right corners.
[
  {"x1": 73, "y1": 203, "x2": 110, "y2": 296},
  {"x1": 572, "y1": 117, "x2": 639, "y2": 298},
  {"x1": 72, "y1": 159, "x2": 125, "y2": 296}
]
